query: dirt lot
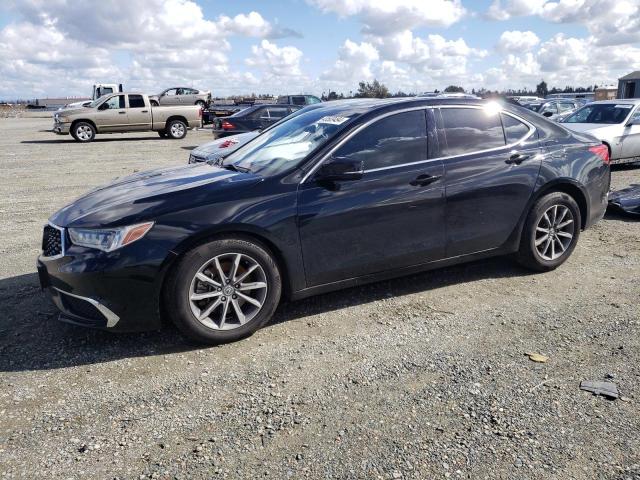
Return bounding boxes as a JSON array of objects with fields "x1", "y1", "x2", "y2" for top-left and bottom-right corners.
[{"x1": 1, "y1": 117, "x2": 639, "y2": 479}]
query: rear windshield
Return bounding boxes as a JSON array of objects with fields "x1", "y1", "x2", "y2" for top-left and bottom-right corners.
[{"x1": 563, "y1": 104, "x2": 633, "y2": 124}]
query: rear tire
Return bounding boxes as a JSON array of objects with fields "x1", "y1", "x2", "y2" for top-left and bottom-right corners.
[
  {"x1": 166, "y1": 238, "x2": 282, "y2": 345},
  {"x1": 516, "y1": 192, "x2": 581, "y2": 271},
  {"x1": 71, "y1": 122, "x2": 96, "y2": 142},
  {"x1": 166, "y1": 119, "x2": 187, "y2": 139}
]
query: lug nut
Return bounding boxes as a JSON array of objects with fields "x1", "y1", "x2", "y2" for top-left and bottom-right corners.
[
  {"x1": 232, "y1": 294, "x2": 237, "y2": 299},
  {"x1": 221, "y1": 296, "x2": 226, "y2": 302}
]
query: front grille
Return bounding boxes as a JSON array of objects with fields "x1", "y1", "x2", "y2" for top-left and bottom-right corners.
[
  {"x1": 42, "y1": 224, "x2": 64, "y2": 257},
  {"x1": 60, "y1": 293, "x2": 108, "y2": 324}
]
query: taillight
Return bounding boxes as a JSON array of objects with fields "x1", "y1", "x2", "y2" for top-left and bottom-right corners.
[
  {"x1": 589, "y1": 144, "x2": 610, "y2": 165},
  {"x1": 221, "y1": 121, "x2": 235, "y2": 130}
]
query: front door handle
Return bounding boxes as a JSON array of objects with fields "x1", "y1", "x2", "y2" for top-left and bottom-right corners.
[
  {"x1": 505, "y1": 153, "x2": 530, "y2": 165},
  {"x1": 118, "y1": 111, "x2": 126, "y2": 114},
  {"x1": 410, "y1": 174, "x2": 441, "y2": 186},
  {"x1": 141, "y1": 110, "x2": 149, "y2": 113}
]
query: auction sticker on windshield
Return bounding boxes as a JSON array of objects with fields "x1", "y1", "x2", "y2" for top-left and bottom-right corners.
[{"x1": 317, "y1": 115, "x2": 350, "y2": 125}]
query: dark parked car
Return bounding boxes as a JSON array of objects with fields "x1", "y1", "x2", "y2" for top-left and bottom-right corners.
[
  {"x1": 212, "y1": 104, "x2": 302, "y2": 138},
  {"x1": 277, "y1": 95, "x2": 322, "y2": 106},
  {"x1": 38, "y1": 98, "x2": 610, "y2": 344}
]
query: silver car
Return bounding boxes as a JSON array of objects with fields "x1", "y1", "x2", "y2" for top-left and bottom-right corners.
[
  {"x1": 149, "y1": 87, "x2": 211, "y2": 107},
  {"x1": 538, "y1": 99, "x2": 581, "y2": 121},
  {"x1": 561, "y1": 99, "x2": 640, "y2": 164}
]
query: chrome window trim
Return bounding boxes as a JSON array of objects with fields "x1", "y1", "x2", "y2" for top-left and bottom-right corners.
[
  {"x1": 41, "y1": 222, "x2": 66, "y2": 260},
  {"x1": 53, "y1": 287, "x2": 120, "y2": 328},
  {"x1": 300, "y1": 104, "x2": 536, "y2": 182}
]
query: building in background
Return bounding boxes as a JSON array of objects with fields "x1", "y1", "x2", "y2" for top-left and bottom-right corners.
[
  {"x1": 618, "y1": 71, "x2": 640, "y2": 99},
  {"x1": 594, "y1": 85, "x2": 618, "y2": 101}
]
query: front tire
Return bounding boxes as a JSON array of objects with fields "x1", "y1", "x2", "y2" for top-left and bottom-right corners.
[
  {"x1": 166, "y1": 119, "x2": 187, "y2": 139},
  {"x1": 166, "y1": 238, "x2": 282, "y2": 345},
  {"x1": 71, "y1": 122, "x2": 96, "y2": 142},
  {"x1": 516, "y1": 192, "x2": 581, "y2": 271}
]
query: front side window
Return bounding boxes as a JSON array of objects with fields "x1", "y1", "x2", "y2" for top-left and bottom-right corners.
[
  {"x1": 564, "y1": 104, "x2": 634, "y2": 124},
  {"x1": 103, "y1": 95, "x2": 125, "y2": 109},
  {"x1": 128, "y1": 95, "x2": 145, "y2": 108},
  {"x1": 333, "y1": 110, "x2": 426, "y2": 171},
  {"x1": 440, "y1": 108, "x2": 505, "y2": 157},
  {"x1": 164, "y1": 89, "x2": 177, "y2": 96},
  {"x1": 265, "y1": 107, "x2": 289, "y2": 119}
]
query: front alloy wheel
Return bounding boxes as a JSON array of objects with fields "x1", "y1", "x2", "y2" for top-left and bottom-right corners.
[
  {"x1": 189, "y1": 253, "x2": 268, "y2": 330},
  {"x1": 166, "y1": 238, "x2": 281, "y2": 344}
]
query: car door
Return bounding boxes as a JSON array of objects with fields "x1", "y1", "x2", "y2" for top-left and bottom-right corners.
[
  {"x1": 297, "y1": 109, "x2": 446, "y2": 287},
  {"x1": 436, "y1": 106, "x2": 542, "y2": 258},
  {"x1": 182, "y1": 88, "x2": 197, "y2": 105},
  {"x1": 94, "y1": 94, "x2": 128, "y2": 132},
  {"x1": 621, "y1": 106, "x2": 640, "y2": 160},
  {"x1": 126, "y1": 94, "x2": 152, "y2": 131},
  {"x1": 160, "y1": 89, "x2": 179, "y2": 105}
]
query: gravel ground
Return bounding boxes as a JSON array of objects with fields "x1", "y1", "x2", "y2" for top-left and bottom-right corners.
[{"x1": 1, "y1": 117, "x2": 639, "y2": 479}]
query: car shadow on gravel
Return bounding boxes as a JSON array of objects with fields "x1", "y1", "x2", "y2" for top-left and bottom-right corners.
[{"x1": 0, "y1": 257, "x2": 531, "y2": 373}]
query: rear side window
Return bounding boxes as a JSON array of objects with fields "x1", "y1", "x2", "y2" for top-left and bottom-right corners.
[
  {"x1": 440, "y1": 108, "x2": 505, "y2": 156},
  {"x1": 502, "y1": 114, "x2": 530, "y2": 144},
  {"x1": 333, "y1": 110, "x2": 427, "y2": 170},
  {"x1": 265, "y1": 107, "x2": 289, "y2": 119},
  {"x1": 292, "y1": 96, "x2": 306, "y2": 105},
  {"x1": 128, "y1": 95, "x2": 145, "y2": 108}
]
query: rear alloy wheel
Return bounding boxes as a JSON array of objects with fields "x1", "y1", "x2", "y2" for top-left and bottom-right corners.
[
  {"x1": 166, "y1": 238, "x2": 281, "y2": 344},
  {"x1": 167, "y1": 119, "x2": 187, "y2": 139},
  {"x1": 517, "y1": 191, "x2": 581, "y2": 271},
  {"x1": 72, "y1": 122, "x2": 96, "y2": 142}
]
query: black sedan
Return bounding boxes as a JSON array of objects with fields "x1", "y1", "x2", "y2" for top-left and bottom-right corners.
[
  {"x1": 212, "y1": 104, "x2": 302, "y2": 138},
  {"x1": 38, "y1": 98, "x2": 610, "y2": 344}
]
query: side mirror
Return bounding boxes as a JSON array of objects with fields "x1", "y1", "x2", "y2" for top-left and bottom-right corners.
[
  {"x1": 543, "y1": 111, "x2": 553, "y2": 118},
  {"x1": 316, "y1": 156, "x2": 364, "y2": 182},
  {"x1": 98, "y1": 102, "x2": 109, "y2": 111}
]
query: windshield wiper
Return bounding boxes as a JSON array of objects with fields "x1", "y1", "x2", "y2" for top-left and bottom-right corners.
[{"x1": 221, "y1": 163, "x2": 251, "y2": 173}]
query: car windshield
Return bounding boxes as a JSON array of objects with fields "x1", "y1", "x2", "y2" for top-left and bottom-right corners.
[
  {"x1": 222, "y1": 106, "x2": 360, "y2": 176},
  {"x1": 87, "y1": 95, "x2": 110, "y2": 108},
  {"x1": 563, "y1": 104, "x2": 634, "y2": 124}
]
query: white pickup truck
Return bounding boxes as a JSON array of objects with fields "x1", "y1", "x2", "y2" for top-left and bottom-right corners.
[{"x1": 53, "y1": 92, "x2": 202, "y2": 142}]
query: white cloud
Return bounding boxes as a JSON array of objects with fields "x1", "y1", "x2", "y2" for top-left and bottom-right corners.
[
  {"x1": 309, "y1": 0, "x2": 466, "y2": 34},
  {"x1": 496, "y1": 30, "x2": 540, "y2": 53},
  {"x1": 485, "y1": 0, "x2": 546, "y2": 20},
  {"x1": 246, "y1": 40, "x2": 304, "y2": 77},
  {"x1": 321, "y1": 39, "x2": 379, "y2": 87}
]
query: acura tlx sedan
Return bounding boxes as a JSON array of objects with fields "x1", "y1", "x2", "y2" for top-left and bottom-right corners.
[{"x1": 37, "y1": 98, "x2": 611, "y2": 344}]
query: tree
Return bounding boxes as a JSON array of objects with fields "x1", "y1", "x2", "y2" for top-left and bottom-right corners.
[
  {"x1": 536, "y1": 80, "x2": 548, "y2": 98},
  {"x1": 444, "y1": 85, "x2": 465, "y2": 93},
  {"x1": 356, "y1": 79, "x2": 389, "y2": 98}
]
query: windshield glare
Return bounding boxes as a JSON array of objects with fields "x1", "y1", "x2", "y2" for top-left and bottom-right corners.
[
  {"x1": 223, "y1": 107, "x2": 357, "y2": 176},
  {"x1": 563, "y1": 104, "x2": 633, "y2": 124}
]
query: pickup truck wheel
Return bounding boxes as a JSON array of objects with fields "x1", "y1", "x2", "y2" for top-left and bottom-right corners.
[
  {"x1": 167, "y1": 119, "x2": 187, "y2": 139},
  {"x1": 71, "y1": 122, "x2": 96, "y2": 142},
  {"x1": 157, "y1": 130, "x2": 167, "y2": 138}
]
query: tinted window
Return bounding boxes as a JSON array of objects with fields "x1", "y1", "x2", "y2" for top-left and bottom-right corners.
[
  {"x1": 440, "y1": 108, "x2": 505, "y2": 156},
  {"x1": 333, "y1": 110, "x2": 426, "y2": 170},
  {"x1": 101, "y1": 87, "x2": 114, "y2": 95},
  {"x1": 128, "y1": 95, "x2": 145, "y2": 108},
  {"x1": 501, "y1": 114, "x2": 529, "y2": 144},
  {"x1": 292, "y1": 96, "x2": 306, "y2": 105},
  {"x1": 266, "y1": 107, "x2": 289, "y2": 119}
]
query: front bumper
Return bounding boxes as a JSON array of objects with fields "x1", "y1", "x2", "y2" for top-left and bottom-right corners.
[
  {"x1": 37, "y1": 235, "x2": 175, "y2": 332},
  {"x1": 52, "y1": 121, "x2": 70, "y2": 135}
]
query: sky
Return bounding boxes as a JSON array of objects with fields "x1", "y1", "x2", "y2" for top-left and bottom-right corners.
[{"x1": 0, "y1": 0, "x2": 639, "y2": 99}]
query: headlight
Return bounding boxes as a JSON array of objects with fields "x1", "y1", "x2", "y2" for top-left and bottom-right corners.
[{"x1": 68, "y1": 222, "x2": 154, "y2": 252}]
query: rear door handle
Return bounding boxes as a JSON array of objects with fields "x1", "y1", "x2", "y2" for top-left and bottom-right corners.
[
  {"x1": 505, "y1": 153, "x2": 530, "y2": 165},
  {"x1": 118, "y1": 111, "x2": 126, "y2": 114},
  {"x1": 410, "y1": 174, "x2": 441, "y2": 186}
]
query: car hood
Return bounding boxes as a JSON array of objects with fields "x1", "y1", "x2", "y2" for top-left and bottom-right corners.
[
  {"x1": 50, "y1": 164, "x2": 263, "y2": 227},
  {"x1": 561, "y1": 123, "x2": 621, "y2": 138},
  {"x1": 56, "y1": 106, "x2": 92, "y2": 116},
  {"x1": 192, "y1": 131, "x2": 259, "y2": 157}
]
